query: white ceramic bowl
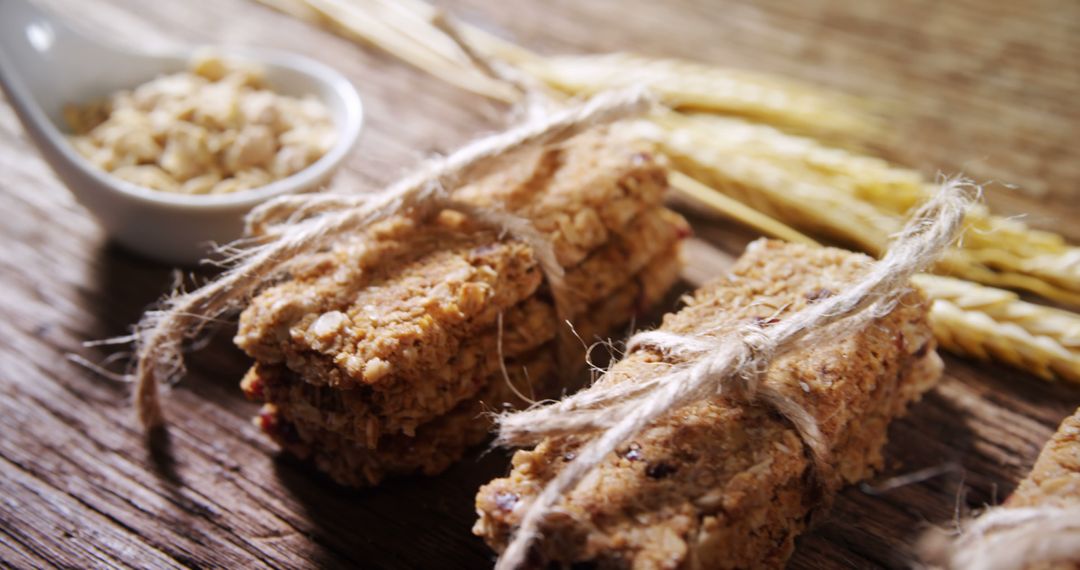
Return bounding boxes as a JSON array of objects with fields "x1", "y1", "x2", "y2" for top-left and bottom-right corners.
[{"x1": 0, "y1": 0, "x2": 363, "y2": 265}]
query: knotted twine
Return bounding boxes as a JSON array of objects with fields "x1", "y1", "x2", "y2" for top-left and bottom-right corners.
[
  {"x1": 131, "y1": 87, "x2": 653, "y2": 429},
  {"x1": 491, "y1": 180, "x2": 975, "y2": 570},
  {"x1": 918, "y1": 505, "x2": 1080, "y2": 570}
]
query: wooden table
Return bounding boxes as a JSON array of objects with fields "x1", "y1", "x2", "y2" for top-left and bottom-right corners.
[{"x1": 2, "y1": 0, "x2": 1078, "y2": 567}]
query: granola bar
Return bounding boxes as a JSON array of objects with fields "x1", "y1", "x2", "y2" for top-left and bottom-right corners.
[
  {"x1": 254, "y1": 353, "x2": 553, "y2": 487},
  {"x1": 474, "y1": 240, "x2": 943, "y2": 569},
  {"x1": 1007, "y1": 407, "x2": 1080, "y2": 509},
  {"x1": 242, "y1": 204, "x2": 684, "y2": 388},
  {"x1": 454, "y1": 127, "x2": 669, "y2": 267},
  {"x1": 251, "y1": 249, "x2": 684, "y2": 486},
  {"x1": 235, "y1": 130, "x2": 670, "y2": 392}
]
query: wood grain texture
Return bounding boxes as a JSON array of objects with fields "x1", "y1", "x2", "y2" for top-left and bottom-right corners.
[{"x1": 1, "y1": 0, "x2": 1078, "y2": 568}]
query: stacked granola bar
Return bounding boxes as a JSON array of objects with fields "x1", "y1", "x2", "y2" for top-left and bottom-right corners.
[
  {"x1": 474, "y1": 240, "x2": 944, "y2": 568},
  {"x1": 235, "y1": 129, "x2": 689, "y2": 486}
]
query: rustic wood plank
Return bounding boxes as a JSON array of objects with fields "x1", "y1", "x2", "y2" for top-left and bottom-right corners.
[{"x1": 1, "y1": 0, "x2": 1078, "y2": 568}]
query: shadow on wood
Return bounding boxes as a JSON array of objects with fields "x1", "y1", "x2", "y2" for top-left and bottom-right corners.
[{"x1": 272, "y1": 445, "x2": 510, "y2": 568}]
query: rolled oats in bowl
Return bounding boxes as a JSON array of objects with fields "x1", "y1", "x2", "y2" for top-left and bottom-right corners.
[{"x1": 65, "y1": 54, "x2": 336, "y2": 195}]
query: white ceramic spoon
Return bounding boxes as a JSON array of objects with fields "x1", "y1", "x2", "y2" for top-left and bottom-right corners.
[{"x1": 0, "y1": 0, "x2": 363, "y2": 265}]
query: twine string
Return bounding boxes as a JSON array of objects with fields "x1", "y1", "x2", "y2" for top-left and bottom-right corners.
[{"x1": 919, "y1": 505, "x2": 1080, "y2": 570}]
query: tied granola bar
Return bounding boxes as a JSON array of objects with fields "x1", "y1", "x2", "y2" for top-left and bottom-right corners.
[
  {"x1": 474, "y1": 241, "x2": 944, "y2": 568},
  {"x1": 234, "y1": 129, "x2": 671, "y2": 391},
  {"x1": 235, "y1": 128, "x2": 688, "y2": 485}
]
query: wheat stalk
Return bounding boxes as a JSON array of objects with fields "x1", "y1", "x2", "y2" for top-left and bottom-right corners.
[
  {"x1": 519, "y1": 53, "x2": 879, "y2": 141},
  {"x1": 656, "y1": 113, "x2": 902, "y2": 252},
  {"x1": 667, "y1": 171, "x2": 817, "y2": 245},
  {"x1": 254, "y1": 0, "x2": 521, "y2": 101},
  {"x1": 914, "y1": 274, "x2": 1080, "y2": 384},
  {"x1": 655, "y1": 112, "x2": 1080, "y2": 306},
  {"x1": 260, "y1": 0, "x2": 883, "y2": 139}
]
